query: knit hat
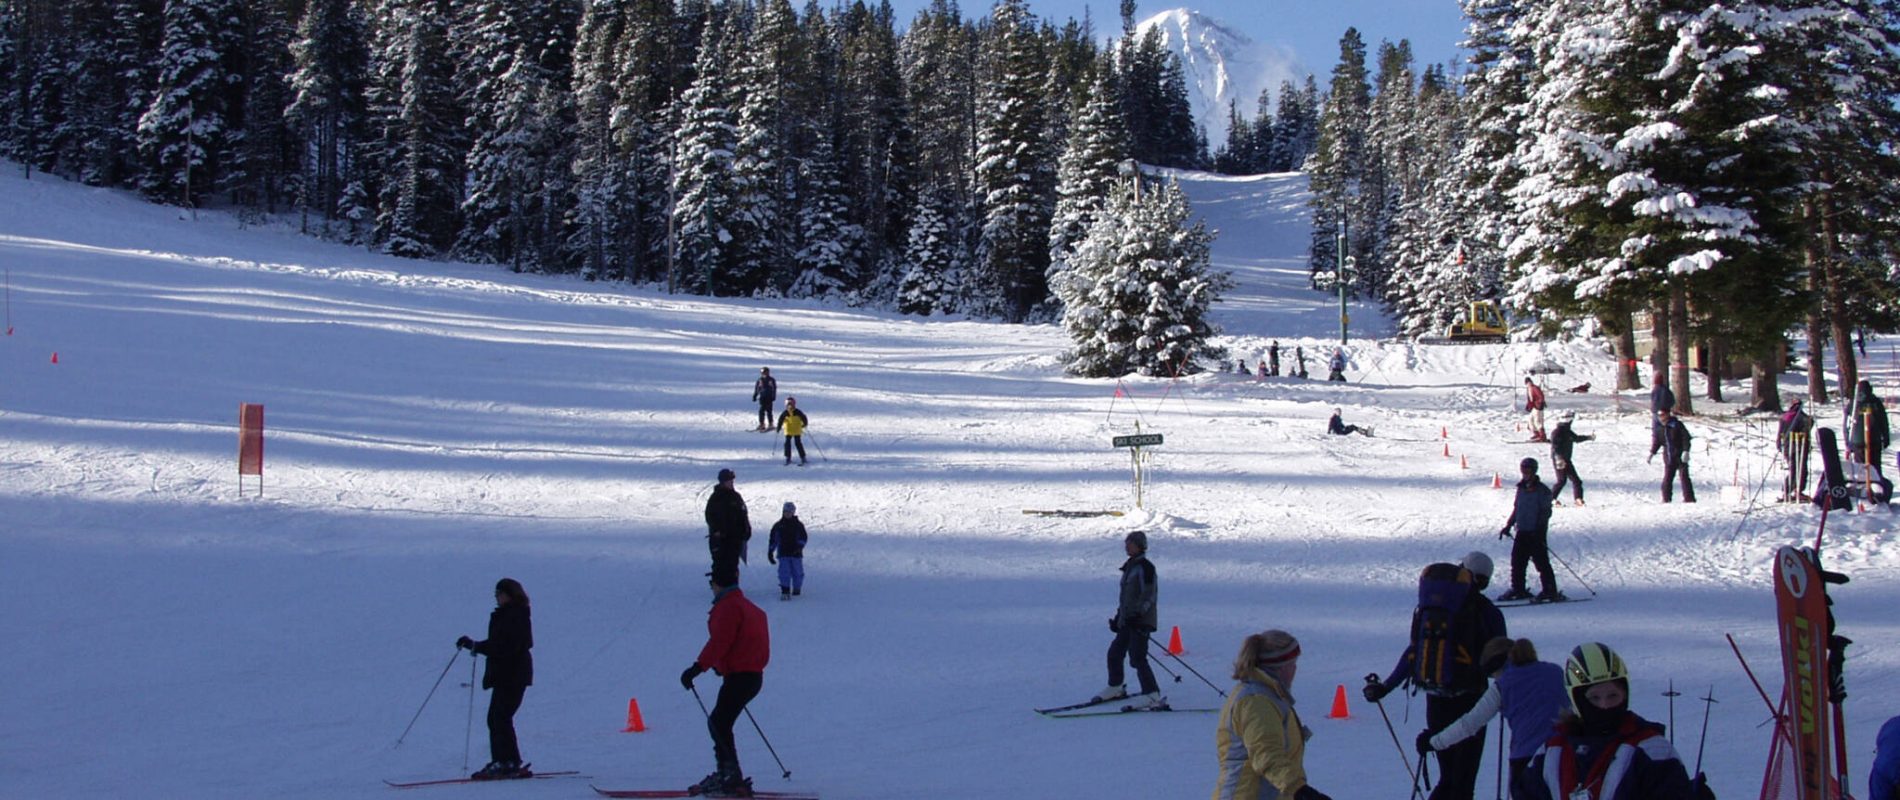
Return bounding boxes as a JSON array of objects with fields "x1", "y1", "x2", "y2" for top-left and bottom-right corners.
[
  {"x1": 708, "y1": 564, "x2": 739, "y2": 588},
  {"x1": 1519, "y1": 457, "x2": 1539, "y2": 473},
  {"x1": 717, "y1": 468, "x2": 735, "y2": 483},
  {"x1": 1257, "y1": 633, "x2": 1301, "y2": 665},
  {"x1": 1124, "y1": 530, "x2": 1148, "y2": 552},
  {"x1": 783, "y1": 501, "x2": 796, "y2": 514}
]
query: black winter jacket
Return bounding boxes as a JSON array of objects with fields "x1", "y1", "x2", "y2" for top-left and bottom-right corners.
[{"x1": 471, "y1": 604, "x2": 533, "y2": 689}]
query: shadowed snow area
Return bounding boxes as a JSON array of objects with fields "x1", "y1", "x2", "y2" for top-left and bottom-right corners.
[{"x1": 2, "y1": 165, "x2": 1896, "y2": 799}]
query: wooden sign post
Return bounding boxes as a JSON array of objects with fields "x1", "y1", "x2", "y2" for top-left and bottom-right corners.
[{"x1": 238, "y1": 403, "x2": 264, "y2": 496}]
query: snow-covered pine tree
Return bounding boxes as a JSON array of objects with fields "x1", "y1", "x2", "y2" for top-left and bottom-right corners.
[
  {"x1": 898, "y1": 189, "x2": 963, "y2": 315},
  {"x1": 1382, "y1": 66, "x2": 1469, "y2": 337},
  {"x1": 1442, "y1": 0, "x2": 1531, "y2": 321},
  {"x1": 287, "y1": 0, "x2": 369, "y2": 228},
  {"x1": 369, "y1": 0, "x2": 464, "y2": 259},
  {"x1": 729, "y1": 0, "x2": 804, "y2": 296},
  {"x1": 789, "y1": 134, "x2": 864, "y2": 299},
  {"x1": 1210, "y1": 100, "x2": 1253, "y2": 175},
  {"x1": 973, "y1": 0, "x2": 1053, "y2": 321},
  {"x1": 612, "y1": 0, "x2": 684, "y2": 284},
  {"x1": 566, "y1": 0, "x2": 633, "y2": 281},
  {"x1": 1056, "y1": 176, "x2": 1229, "y2": 377},
  {"x1": 136, "y1": 0, "x2": 239, "y2": 206},
  {"x1": 1304, "y1": 27, "x2": 1369, "y2": 290},
  {"x1": 669, "y1": 12, "x2": 741, "y2": 295},
  {"x1": 1048, "y1": 64, "x2": 1127, "y2": 278},
  {"x1": 835, "y1": 0, "x2": 911, "y2": 299},
  {"x1": 53, "y1": 0, "x2": 155, "y2": 187},
  {"x1": 223, "y1": 0, "x2": 299, "y2": 214},
  {"x1": 1359, "y1": 38, "x2": 1416, "y2": 298}
]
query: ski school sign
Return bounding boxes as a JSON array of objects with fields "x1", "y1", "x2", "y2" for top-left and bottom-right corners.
[{"x1": 1112, "y1": 433, "x2": 1164, "y2": 448}]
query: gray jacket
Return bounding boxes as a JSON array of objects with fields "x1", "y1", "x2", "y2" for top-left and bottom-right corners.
[{"x1": 1116, "y1": 556, "x2": 1158, "y2": 631}]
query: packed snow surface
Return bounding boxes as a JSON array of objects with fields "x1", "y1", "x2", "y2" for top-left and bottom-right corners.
[{"x1": 3, "y1": 164, "x2": 1897, "y2": 799}]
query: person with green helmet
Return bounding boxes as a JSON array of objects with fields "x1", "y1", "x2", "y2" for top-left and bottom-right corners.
[{"x1": 1515, "y1": 642, "x2": 1714, "y2": 800}]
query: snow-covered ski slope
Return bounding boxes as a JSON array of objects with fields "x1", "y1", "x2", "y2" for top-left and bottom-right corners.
[{"x1": 2, "y1": 165, "x2": 1896, "y2": 799}]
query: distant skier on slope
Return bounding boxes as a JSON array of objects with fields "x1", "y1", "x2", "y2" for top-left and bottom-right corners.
[
  {"x1": 1498, "y1": 457, "x2": 1561, "y2": 603},
  {"x1": 1092, "y1": 531, "x2": 1163, "y2": 709},
  {"x1": 776, "y1": 397, "x2": 809, "y2": 466},
  {"x1": 1648, "y1": 407, "x2": 1696, "y2": 503},
  {"x1": 705, "y1": 468, "x2": 752, "y2": 573},
  {"x1": 1522, "y1": 377, "x2": 1547, "y2": 442},
  {"x1": 680, "y1": 564, "x2": 769, "y2": 798},
  {"x1": 767, "y1": 502, "x2": 807, "y2": 600},
  {"x1": 1548, "y1": 411, "x2": 1592, "y2": 506},
  {"x1": 751, "y1": 367, "x2": 777, "y2": 432}
]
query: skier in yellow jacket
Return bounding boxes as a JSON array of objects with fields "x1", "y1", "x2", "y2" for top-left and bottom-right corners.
[
  {"x1": 1212, "y1": 629, "x2": 1331, "y2": 800},
  {"x1": 777, "y1": 397, "x2": 809, "y2": 466}
]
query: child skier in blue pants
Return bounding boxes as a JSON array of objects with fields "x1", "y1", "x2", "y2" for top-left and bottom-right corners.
[{"x1": 768, "y1": 502, "x2": 808, "y2": 600}]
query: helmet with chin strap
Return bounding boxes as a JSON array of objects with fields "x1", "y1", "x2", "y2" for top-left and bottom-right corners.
[{"x1": 1564, "y1": 642, "x2": 1628, "y2": 711}]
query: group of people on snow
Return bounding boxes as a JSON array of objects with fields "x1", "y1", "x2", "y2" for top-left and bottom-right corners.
[
  {"x1": 1236, "y1": 343, "x2": 1345, "y2": 382},
  {"x1": 754, "y1": 367, "x2": 812, "y2": 466}
]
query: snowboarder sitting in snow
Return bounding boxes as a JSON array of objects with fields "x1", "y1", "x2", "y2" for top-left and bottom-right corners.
[
  {"x1": 776, "y1": 397, "x2": 809, "y2": 466},
  {"x1": 1326, "y1": 408, "x2": 1371, "y2": 437},
  {"x1": 767, "y1": 502, "x2": 807, "y2": 600},
  {"x1": 1365, "y1": 553, "x2": 1507, "y2": 800},
  {"x1": 456, "y1": 578, "x2": 534, "y2": 781},
  {"x1": 1549, "y1": 411, "x2": 1592, "y2": 506},
  {"x1": 1327, "y1": 348, "x2": 1347, "y2": 382},
  {"x1": 1515, "y1": 643, "x2": 1714, "y2": 800},
  {"x1": 1523, "y1": 377, "x2": 1548, "y2": 442},
  {"x1": 1416, "y1": 636, "x2": 1567, "y2": 799},
  {"x1": 751, "y1": 367, "x2": 777, "y2": 432},
  {"x1": 1093, "y1": 530, "x2": 1163, "y2": 709},
  {"x1": 1212, "y1": 629, "x2": 1332, "y2": 800},
  {"x1": 1498, "y1": 457, "x2": 1561, "y2": 603}
]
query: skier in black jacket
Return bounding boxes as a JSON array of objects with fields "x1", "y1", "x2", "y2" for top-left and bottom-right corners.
[
  {"x1": 767, "y1": 502, "x2": 808, "y2": 600},
  {"x1": 1548, "y1": 411, "x2": 1593, "y2": 505},
  {"x1": 1498, "y1": 457, "x2": 1560, "y2": 602},
  {"x1": 705, "y1": 468, "x2": 751, "y2": 573},
  {"x1": 1779, "y1": 398, "x2": 1814, "y2": 502},
  {"x1": 457, "y1": 578, "x2": 534, "y2": 780},
  {"x1": 1649, "y1": 407, "x2": 1695, "y2": 503},
  {"x1": 751, "y1": 368, "x2": 777, "y2": 432},
  {"x1": 1093, "y1": 531, "x2": 1162, "y2": 709}
]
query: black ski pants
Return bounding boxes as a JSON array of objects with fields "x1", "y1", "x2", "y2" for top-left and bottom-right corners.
[
  {"x1": 1551, "y1": 460, "x2": 1583, "y2": 502},
  {"x1": 757, "y1": 401, "x2": 773, "y2": 430},
  {"x1": 487, "y1": 683, "x2": 526, "y2": 765},
  {"x1": 783, "y1": 435, "x2": 805, "y2": 464},
  {"x1": 1510, "y1": 529, "x2": 1556, "y2": 596},
  {"x1": 1662, "y1": 456, "x2": 1696, "y2": 502},
  {"x1": 709, "y1": 672, "x2": 764, "y2": 776},
  {"x1": 1428, "y1": 690, "x2": 1486, "y2": 800},
  {"x1": 1107, "y1": 626, "x2": 1160, "y2": 695}
]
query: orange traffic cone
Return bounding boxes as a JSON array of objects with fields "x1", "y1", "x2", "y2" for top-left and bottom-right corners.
[
  {"x1": 1460, "y1": 454, "x2": 1469, "y2": 470},
  {"x1": 50, "y1": 352, "x2": 58, "y2": 364},
  {"x1": 1492, "y1": 472, "x2": 1503, "y2": 489},
  {"x1": 1167, "y1": 626, "x2": 1186, "y2": 656},
  {"x1": 1441, "y1": 426, "x2": 1448, "y2": 439},
  {"x1": 1326, "y1": 684, "x2": 1351, "y2": 719},
  {"x1": 622, "y1": 698, "x2": 647, "y2": 732},
  {"x1": 1443, "y1": 442, "x2": 1451, "y2": 458}
]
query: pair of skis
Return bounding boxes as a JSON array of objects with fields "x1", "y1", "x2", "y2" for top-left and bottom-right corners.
[
  {"x1": 1034, "y1": 696, "x2": 1218, "y2": 718},
  {"x1": 1494, "y1": 596, "x2": 1592, "y2": 609},
  {"x1": 385, "y1": 772, "x2": 818, "y2": 798},
  {"x1": 385, "y1": 769, "x2": 581, "y2": 788}
]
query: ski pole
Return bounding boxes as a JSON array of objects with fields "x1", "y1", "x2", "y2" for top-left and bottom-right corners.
[
  {"x1": 742, "y1": 707, "x2": 792, "y2": 779},
  {"x1": 1547, "y1": 546, "x2": 1596, "y2": 596},
  {"x1": 805, "y1": 430, "x2": 829, "y2": 463},
  {"x1": 464, "y1": 655, "x2": 477, "y2": 770},
  {"x1": 1150, "y1": 639, "x2": 1225, "y2": 696},
  {"x1": 1693, "y1": 685, "x2": 1717, "y2": 776},
  {"x1": 395, "y1": 648, "x2": 461, "y2": 747},
  {"x1": 1365, "y1": 675, "x2": 1421, "y2": 790},
  {"x1": 1142, "y1": 640, "x2": 1183, "y2": 684},
  {"x1": 1495, "y1": 714, "x2": 1505, "y2": 800},
  {"x1": 1663, "y1": 680, "x2": 1680, "y2": 742},
  {"x1": 1417, "y1": 750, "x2": 1433, "y2": 798}
]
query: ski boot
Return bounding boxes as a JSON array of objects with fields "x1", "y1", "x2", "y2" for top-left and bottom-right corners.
[
  {"x1": 1533, "y1": 590, "x2": 1567, "y2": 604},
  {"x1": 1091, "y1": 684, "x2": 1128, "y2": 703},
  {"x1": 471, "y1": 762, "x2": 517, "y2": 781},
  {"x1": 1495, "y1": 588, "x2": 1532, "y2": 602},
  {"x1": 1126, "y1": 692, "x2": 1169, "y2": 711}
]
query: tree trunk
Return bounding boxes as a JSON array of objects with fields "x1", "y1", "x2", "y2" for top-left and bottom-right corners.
[
  {"x1": 1614, "y1": 325, "x2": 1639, "y2": 392},
  {"x1": 1804, "y1": 214, "x2": 1831, "y2": 404},
  {"x1": 1669, "y1": 285, "x2": 1694, "y2": 415},
  {"x1": 1650, "y1": 297, "x2": 1670, "y2": 393},
  {"x1": 1751, "y1": 358, "x2": 1781, "y2": 412},
  {"x1": 1820, "y1": 192, "x2": 1857, "y2": 395},
  {"x1": 1706, "y1": 335, "x2": 1725, "y2": 403}
]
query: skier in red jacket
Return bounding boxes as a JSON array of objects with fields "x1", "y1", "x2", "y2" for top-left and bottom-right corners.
[{"x1": 680, "y1": 564, "x2": 771, "y2": 797}]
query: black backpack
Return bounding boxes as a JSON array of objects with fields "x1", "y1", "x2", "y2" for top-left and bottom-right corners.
[{"x1": 1409, "y1": 563, "x2": 1481, "y2": 694}]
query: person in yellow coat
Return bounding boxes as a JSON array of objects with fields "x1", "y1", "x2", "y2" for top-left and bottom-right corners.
[
  {"x1": 1212, "y1": 630, "x2": 1331, "y2": 800},
  {"x1": 776, "y1": 397, "x2": 810, "y2": 466}
]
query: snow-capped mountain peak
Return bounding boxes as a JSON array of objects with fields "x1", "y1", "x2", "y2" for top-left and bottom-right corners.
[{"x1": 1133, "y1": 8, "x2": 1302, "y2": 147}]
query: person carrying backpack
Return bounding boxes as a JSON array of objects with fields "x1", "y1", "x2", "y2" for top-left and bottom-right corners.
[
  {"x1": 1364, "y1": 555, "x2": 1508, "y2": 800},
  {"x1": 1498, "y1": 457, "x2": 1561, "y2": 603},
  {"x1": 1417, "y1": 637, "x2": 1568, "y2": 800}
]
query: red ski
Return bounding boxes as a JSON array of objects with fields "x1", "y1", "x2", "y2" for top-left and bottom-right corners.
[
  {"x1": 591, "y1": 788, "x2": 817, "y2": 799},
  {"x1": 385, "y1": 770, "x2": 582, "y2": 788}
]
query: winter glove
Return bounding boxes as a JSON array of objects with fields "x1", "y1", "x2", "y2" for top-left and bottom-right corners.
[
  {"x1": 680, "y1": 664, "x2": 706, "y2": 690},
  {"x1": 1293, "y1": 786, "x2": 1333, "y2": 800},
  {"x1": 1648, "y1": 453, "x2": 1656, "y2": 464},
  {"x1": 1497, "y1": 526, "x2": 1511, "y2": 540},
  {"x1": 1415, "y1": 730, "x2": 1436, "y2": 754},
  {"x1": 456, "y1": 635, "x2": 474, "y2": 651},
  {"x1": 767, "y1": 554, "x2": 777, "y2": 564},
  {"x1": 1693, "y1": 773, "x2": 1716, "y2": 800},
  {"x1": 1108, "y1": 616, "x2": 1121, "y2": 633},
  {"x1": 1362, "y1": 681, "x2": 1390, "y2": 703}
]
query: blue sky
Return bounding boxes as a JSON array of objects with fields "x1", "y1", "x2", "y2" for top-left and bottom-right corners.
[{"x1": 880, "y1": 0, "x2": 1472, "y2": 77}]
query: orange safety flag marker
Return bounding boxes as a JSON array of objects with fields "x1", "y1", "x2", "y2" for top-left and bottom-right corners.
[
  {"x1": 1326, "y1": 684, "x2": 1351, "y2": 719},
  {"x1": 622, "y1": 698, "x2": 647, "y2": 732},
  {"x1": 1167, "y1": 626, "x2": 1186, "y2": 656}
]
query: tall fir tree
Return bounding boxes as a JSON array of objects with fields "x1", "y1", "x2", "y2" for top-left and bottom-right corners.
[
  {"x1": 136, "y1": 0, "x2": 240, "y2": 206},
  {"x1": 973, "y1": 0, "x2": 1052, "y2": 321},
  {"x1": 1048, "y1": 64, "x2": 1127, "y2": 276},
  {"x1": 669, "y1": 12, "x2": 741, "y2": 295},
  {"x1": 1304, "y1": 27, "x2": 1370, "y2": 289},
  {"x1": 287, "y1": 0, "x2": 370, "y2": 227}
]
